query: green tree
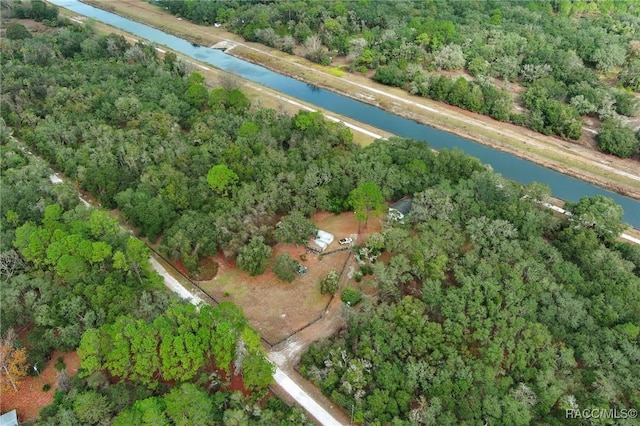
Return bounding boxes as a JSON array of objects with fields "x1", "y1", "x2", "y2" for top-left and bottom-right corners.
[
  {"x1": 490, "y1": 55, "x2": 521, "y2": 82},
  {"x1": 211, "y1": 321, "x2": 236, "y2": 374},
  {"x1": 113, "y1": 396, "x2": 170, "y2": 426},
  {"x1": 236, "y1": 236, "x2": 272, "y2": 276},
  {"x1": 275, "y1": 211, "x2": 317, "y2": 245},
  {"x1": 320, "y1": 270, "x2": 340, "y2": 295},
  {"x1": 566, "y1": 195, "x2": 627, "y2": 243},
  {"x1": 124, "y1": 238, "x2": 151, "y2": 283},
  {"x1": 591, "y1": 44, "x2": 626, "y2": 73},
  {"x1": 447, "y1": 77, "x2": 470, "y2": 108},
  {"x1": 207, "y1": 164, "x2": 239, "y2": 196},
  {"x1": 227, "y1": 88, "x2": 250, "y2": 112},
  {"x1": 618, "y1": 59, "x2": 640, "y2": 92},
  {"x1": 373, "y1": 63, "x2": 407, "y2": 88},
  {"x1": 77, "y1": 329, "x2": 104, "y2": 377},
  {"x1": 13, "y1": 223, "x2": 52, "y2": 267},
  {"x1": 73, "y1": 391, "x2": 113, "y2": 425},
  {"x1": 597, "y1": 119, "x2": 640, "y2": 158},
  {"x1": 341, "y1": 287, "x2": 362, "y2": 306},
  {"x1": 433, "y1": 44, "x2": 465, "y2": 71},
  {"x1": 136, "y1": 397, "x2": 170, "y2": 426},
  {"x1": 272, "y1": 253, "x2": 299, "y2": 282},
  {"x1": 208, "y1": 87, "x2": 229, "y2": 110},
  {"x1": 349, "y1": 182, "x2": 386, "y2": 229},
  {"x1": 163, "y1": 51, "x2": 177, "y2": 70},
  {"x1": 160, "y1": 211, "x2": 218, "y2": 273},
  {"x1": 5, "y1": 23, "x2": 32, "y2": 40},
  {"x1": 164, "y1": 383, "x2": 215, "y2": 426},
  {"x1": 612, "y1": 90, "x2": 639, "y2": 117},
  {"x1": 242, "y1": 351, "x2": 275, "y2": 391},
  {"x1": 185, "y1": 84, "x2": 209, "y2": 109}
]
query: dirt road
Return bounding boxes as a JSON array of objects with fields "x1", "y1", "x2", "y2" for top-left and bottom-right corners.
[
  {"x1": 84, "y1": 0, "x2": 640, "y2": 200},
  {"x1": 150, "y1": 254, "x2": 351, "y2": 426}
]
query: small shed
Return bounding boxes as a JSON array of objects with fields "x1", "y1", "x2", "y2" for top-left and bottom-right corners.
[{"x1": 0, "y1": 410, "x2": 18, "y2": 426}]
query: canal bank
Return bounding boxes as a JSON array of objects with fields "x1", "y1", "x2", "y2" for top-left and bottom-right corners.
[
  {"x1": 80, "y1": 0, "x2": 640, "y2": 202},
  {"x1": 50, "y1": 0, "x2": 640, "y2": 228}
]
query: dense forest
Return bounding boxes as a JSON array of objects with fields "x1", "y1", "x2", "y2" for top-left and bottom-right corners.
[
  {"x1": 1, "y1": 131, "x2": 311, "y2": 424},
  {"x1": 300, "y1": 176, "x2": 640, "y2": 424},
  {"x1": 156, "y1": 0, "x2": 640, "y2": 157},
  {"x1": 0, "y1": 8, "x2": 306, "y2": 424},
  {"x1": 2, "y1": 4, "x2": 639, "y2": 425}
]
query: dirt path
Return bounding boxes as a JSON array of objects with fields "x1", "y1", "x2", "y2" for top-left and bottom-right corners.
[
  {"x1": 150, "y1": 252, "x2": 351, "y2": 426},
  {"x1": 84, "y1": 0, "x2": 640, "y2": 199}
]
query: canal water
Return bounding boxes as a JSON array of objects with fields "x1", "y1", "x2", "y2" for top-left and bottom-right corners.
[{"x1": 50, "y1": 0, "x2": 639, "y2": 227}]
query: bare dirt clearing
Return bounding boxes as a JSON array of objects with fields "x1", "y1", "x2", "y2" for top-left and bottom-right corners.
[
  {"x1": 1, "y1": 18, "x2": 54, "y2": 36},
  {"x1": 196, "y1": 211, "x2": 376, "y2": 346}
]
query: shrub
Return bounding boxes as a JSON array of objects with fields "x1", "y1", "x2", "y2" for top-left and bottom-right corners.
[
  {"x1": 42, "y1": 383, "x2": 52, "y2": 392},
  {"x1": 39, "y1": 404, "x2": 58, "y2": 420},
  {"x1": 373, "y1": 63, "x2": 407, "y2": 87},
  {"x1": 597, "y1": 119, "x2": 640, "y2": 158},
  {"x1": 613, "y1": 90, "x2": 639, "y2": 117},
  {"x1": 360, "y1": 264, "x2": 374, "y2": 275},
  {"x1": 341, "y1": 287, "x2": 362, "y2": 306},
  {"x1": 237, "y1": 236, "x2": 272, "y2": 276},
  {"x1": 272, "y1": 253, "x2": 298, "y2": 282},
  {"x1": 618, "y1": 60, "x2": 640, "y2": 92},
  {"x1": 320, "y1": 270, "x2": 339, "y2": 295},
  {"x1": 55, "y1": 356, "x2": 66, "y2": 371},
  {"x1": 6, "y1": 23, "x2": 32, "y2": 40}
]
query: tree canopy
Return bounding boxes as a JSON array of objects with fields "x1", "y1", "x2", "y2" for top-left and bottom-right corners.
[
  {"x1": 349, "y1": 182, "x2": 386, "y2": 228},
  {"x1": 159, "y1": 0, "x2": 640, "y2": 149},
  {"x1": 2, "y1": 20, "x2": 637, "y2": 426}
]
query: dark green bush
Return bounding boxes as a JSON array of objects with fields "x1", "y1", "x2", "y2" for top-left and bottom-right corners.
[{"x1": 341, "y1": 287, "x2": 362, "y2": 306}]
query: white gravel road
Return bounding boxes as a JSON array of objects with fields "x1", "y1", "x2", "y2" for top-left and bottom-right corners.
[
  {"x1": 149, "y1": 257, "x2": 205, "y2": 305},
  {"x1": 271, "y1": 366, "x2": 343, "y2": 426},
  {"x1": 149, "y1": 256, "x2": 345, "y2": 425}
]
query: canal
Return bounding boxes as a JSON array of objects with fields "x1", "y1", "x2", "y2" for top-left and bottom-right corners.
[{"x1": 50, "y1": 0, "x2": 639, "y2": 227}]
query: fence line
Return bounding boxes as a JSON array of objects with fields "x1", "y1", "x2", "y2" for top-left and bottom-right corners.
[{"x1": 148, "y1": 238, "x2": 356, "y2": 349}]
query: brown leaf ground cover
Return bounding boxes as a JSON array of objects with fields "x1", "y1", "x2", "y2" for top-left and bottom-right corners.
[{"x1": 0, "y1": 351, "x2": 80, "y2": 423}]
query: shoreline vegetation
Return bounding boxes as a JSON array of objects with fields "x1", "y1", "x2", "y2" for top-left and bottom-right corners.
[{"x1": 77, "y1": 0, "x2": 640, "y2": 202}]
